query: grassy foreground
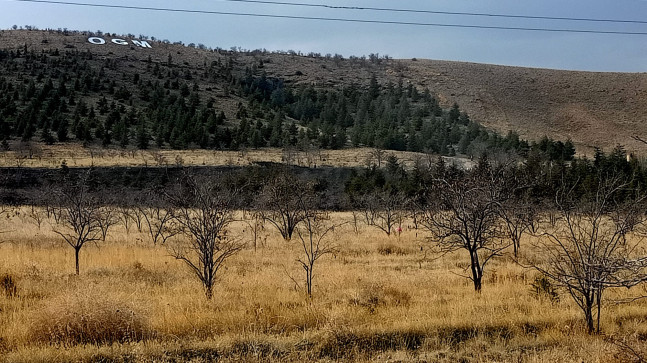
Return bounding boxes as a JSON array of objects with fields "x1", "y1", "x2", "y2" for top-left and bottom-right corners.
[{"x1": 1, "y1": 209, "x2": 647, "y2": 362}]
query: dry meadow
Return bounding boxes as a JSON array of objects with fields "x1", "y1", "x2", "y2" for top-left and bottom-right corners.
[{"x1": 0, "y1": 208, "x2": 646, "y2": 362}]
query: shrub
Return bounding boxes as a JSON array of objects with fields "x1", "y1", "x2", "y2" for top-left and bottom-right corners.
[
  {"x1": 0, "y1": 273, "x2": 17, "y2": 297},
  {"x1": 377, "y1": 243, "x2": 407, "y2": 256},
  {"x1": 28, "y1": 291, "x2": 154, "y2": 345},
  {"x1": 530, "y1": 274, "x2": 560, "y2": 303},
  {"x1": 350, "y1": 284, "x2": 411, "y2": 313}
]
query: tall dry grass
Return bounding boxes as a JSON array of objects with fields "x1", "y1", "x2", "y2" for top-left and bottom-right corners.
[
  {"x1": 0, "y1": 207, "x2": 646, "y2": 361},
  {"x1": 0, "y1": 142, "x2": 473, "y2": 169}
]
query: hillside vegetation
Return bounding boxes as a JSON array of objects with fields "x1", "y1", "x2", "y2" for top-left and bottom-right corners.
[{"x1": 0, "y1": 29, "x2": 642, "y2": 158}]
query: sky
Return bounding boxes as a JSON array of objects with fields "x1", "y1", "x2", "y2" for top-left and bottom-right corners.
[{"x1": 0, "y1": 0, "x2": 646, "y2": 72}]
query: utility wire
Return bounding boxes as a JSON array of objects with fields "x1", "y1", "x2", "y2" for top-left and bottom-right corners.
[
  {"x1": 218, "y1": 0, "x2": 647, "y2": 25},
  {"x1": 10, "y1": 0, "x2": 647, "y2": 35}
]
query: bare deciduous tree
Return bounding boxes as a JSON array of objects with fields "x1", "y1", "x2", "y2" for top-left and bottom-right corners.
[
  {"x1": 51, "y1": 173, "x2": 103, "y2": 275},
  {"x1": 499, "y1": 187, "x2": 538, "y2": 258},
  {"x1": 259, "y1": 171, "x2": 315, "y2": 241},
  {"x1": 366, "y1": 147, "x2": 386, "y2": 168},
  {"x1": 295, "y1": 207, "x2": 341, "y2": 298},
  {"x1": 360, "y1": 191, "x2": 407, "y2": 236},
  {"x1": 118, "y1": 205, "x2": 133, "y2": 234},
  {"x1": 27, "y1": 204, "x2": 46, "y2": 230},
  {"x1": 241, "y1": 209, "x2": 265, "y2": 251},
  {"x1": 165, "y1": 175, "x2": 244, "y2": 300},
  {"x1": 96, "y1": 206, "x2": 119, "y2": 242},
  {"x1": 140, "y1": 200, "x2": 179, "y2": 245},
  {"x1": 530, "y1": 173, "x2": 647, "y2": 334},
  {"x1": 422, "y1": 158, "x2": 510, "y2": 292}
]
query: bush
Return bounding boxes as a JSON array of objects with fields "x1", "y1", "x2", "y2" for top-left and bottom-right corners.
[
  {"x1": 530, "y1": 274, "x2": 560, "y2": 303},
  {"x1": 28, "y1": 291, "x2": 154, "y2": 345},
  {"x1": 350, "y1": 284, "x2": 411, "y2": 313},
  {"x1": 377, "y1": 243, "x2": 407, "y2": 256},
  {"x1": 0, "y1": 273, "x2": 17, "y2": 297}
]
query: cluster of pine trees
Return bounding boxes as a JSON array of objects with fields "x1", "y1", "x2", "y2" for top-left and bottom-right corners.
[
  {"x1": 0, "y1": 46, "x2": 574, "y2": 162},
  {"x1": 344, "y1": 144, "x2": 643, "y2": 210}
]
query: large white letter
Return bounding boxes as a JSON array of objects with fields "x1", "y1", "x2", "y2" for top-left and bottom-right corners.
[
  {"x1": 111, "y1": 38, "x2": 128, "y2": 45},
  {"x1": 88, "y1": 37, "x2": 106, "y2": 45},
  {"x1": 131, "y1": 40, "x2": 152, "y2": 48}
]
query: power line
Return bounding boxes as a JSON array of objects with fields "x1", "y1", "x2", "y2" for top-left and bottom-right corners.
[
  {"x1": 218, "y1": 0, "x2": 647, "y2": 25},
  {"x1": 10, "y1": 0, "x2": 647, "y2": 35}
]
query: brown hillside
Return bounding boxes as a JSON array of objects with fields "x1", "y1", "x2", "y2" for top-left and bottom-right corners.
[{"x1": 1, "y1": 29, "x2": 646, "y2": 154}]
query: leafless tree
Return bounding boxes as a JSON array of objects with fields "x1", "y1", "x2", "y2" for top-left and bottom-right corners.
[
  {"x1": 295, "y1": 207, "x2": 341, "y2": 298},
  {"x1": 241, "y1": 209, "x2": 265, "y2": 251},
  {"x1": 165, "y1": 175, "x2": 244, "y2": 300},
  {"x1": 51, "y1": 173, "x2": 103, "y2": 275},
  {"x1": 259, "y1": 171, "x2": 316, "y2": 241},
  {"x1": 27, "y1": 204, "x2": 46, "y2": 229},
  {"x1": 118, "y1": 205, "x2": 133, "y2": 234},
  {"x1": 140, "y1": 198, "x2": 179, "y2": 245},
  {"x1": 421, "y1": 158, "x2": 511, "y2": 292},
  {"x1": 529, "y1": 173, "x2": 647, "y2": 334},
  {"x1": 359, "y1": 191, "x2": 407, "y2": 236},
  {"x1": 130, "y1": 206, "x2": 146, "y2": 233},
  {"x1": 366, "y1": 148, "x2": 386, "y2": 168},
  {"x1": 96, "y1": 206, "x2": 119, "y2": 242},
  {"x1": 499, "y1": 184, "x2": 538, "y2": 257}
]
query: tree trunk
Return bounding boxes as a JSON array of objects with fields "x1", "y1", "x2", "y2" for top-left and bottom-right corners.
[
  {"x1": 306, "y1": 266, "x2": 313, "y2": 297},
  {"x1": 469, "y1": 248, "x2": 483, "y2": 293},
  {"x1": 585, "y1": 310, "x2": 594, "y2": 334},
  {"x1": 584, "y1": 300, "x2": 594, "y2": 334},
  {"x1": 205, "y1": 284, "x2": 213, "y2": 300},
  {"x1": 75, "y1": 246, "x2": 81, "y2": 275},
  {"x1": 512, "y1": 237, "x2": 519, "y2": 258}
]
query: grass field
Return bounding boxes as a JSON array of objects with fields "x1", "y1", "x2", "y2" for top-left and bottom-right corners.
[
  {"x1": 0, "y1": 142, "x2": 474, "y2": 170},
  {"x1": 1, "y1": 208, "x2": 646, "y2": 362}
]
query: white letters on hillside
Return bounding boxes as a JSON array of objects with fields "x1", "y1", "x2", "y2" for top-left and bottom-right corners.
[
  {"x1": 87, "y1": 37, "x2": 106, "y2": 45},
  {"x1": 88, "y1": 37, "x2": 152, "y2": 48}
]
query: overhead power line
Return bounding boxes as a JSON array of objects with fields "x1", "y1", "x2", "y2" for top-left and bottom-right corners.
[
  {"x1": 219, "y1": 0, "x2": 647, "y2": 25},
  {"x1": 10, "y1": 0, "x2": 647, "y2": 35}
]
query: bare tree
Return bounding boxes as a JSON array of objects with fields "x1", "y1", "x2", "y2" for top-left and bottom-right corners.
[
  {"x1": 117, "y1": 205, "x2": 133, "y2": 234},
  {"x1": 421, "y1": 157, "x2": 510, "y2": 292},
  {"x1": 51, "y1": 173, "x2": 103, "y2": 275},
  {"x1": 96, "y1": 206, "x2": 119, "y2": 242},
  {"x1": 295, "y1": 207, "x2": 341, "y2": 298},
  {"x1": 359, "y1": 191, "x2": 407, "y2": 236},
  {"x1": 241, "y1": 209, "x2": 265, "y2": 251},
  {"x1": 259, "y1": 171, "x2": 315, "y2": 241},
  {"x1": 140, "y1": 201, "x2": 179, "y2": 245},
  {"x1": 165, "y1": 175, "x2": 244, "y2": 300},
  {"x1": 530, "y1": 173, "x2": 647, "y2": 334},
  {"x1": 27, "y1": 204, "x2": 46, "y2": 230},
  {"x1": 130, "y1": 206, "x2": 146, "y2": 233},
  {"x1": 499, "y1": 181, "x2": 538, "y2": 258},
  {"x1": 366, "y1": 148, "x2": 386, "y2": 168}
]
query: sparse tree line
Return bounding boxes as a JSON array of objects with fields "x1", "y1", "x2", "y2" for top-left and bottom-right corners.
[
  {"x1": 0, "y1": 43, "x2": 574, "y2": 162},
  {"x1": 3, "y1": 145, "x2": 647, "y2": 335}
]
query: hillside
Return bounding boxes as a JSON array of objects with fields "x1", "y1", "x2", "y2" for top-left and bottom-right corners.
[{"x1": 0, "y1": 29, "x2": 645, "y2": 155}]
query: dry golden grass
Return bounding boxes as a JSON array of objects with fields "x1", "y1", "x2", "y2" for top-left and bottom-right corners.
[
  {"x1": 0, "y1": 207, "x2": 646, "y2": 362},
  {"x1": 0, "y1": 142, "x2": 474, "y2": 169}
]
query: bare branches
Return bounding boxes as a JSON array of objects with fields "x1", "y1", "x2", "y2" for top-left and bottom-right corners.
[
  {"x1": 164, "y1": 174, "x2": 243, "y2": 300},
  {"x1": 359, "y1": 191, "x2": 407, "y2": 236},
  {"x1": 294, "y1": 195, "x2": 343, "y2": 298},
  {"x1": 51, "y1": 171, "x2": 104, "y2": 275},
  {"x1": 530, "y1": 173, "x2": 647, "y2": 334},
  {"x1": 421, "y1": 157, "x2": 511, "y2": 292},
  {"x1": 258, "y1": 171, "x2": 316, "y2": 241}
]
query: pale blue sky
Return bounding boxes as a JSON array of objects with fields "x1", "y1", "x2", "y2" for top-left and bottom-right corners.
[{"x1": 0, "y1": 0, "x2": 646, "y2": 72}]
